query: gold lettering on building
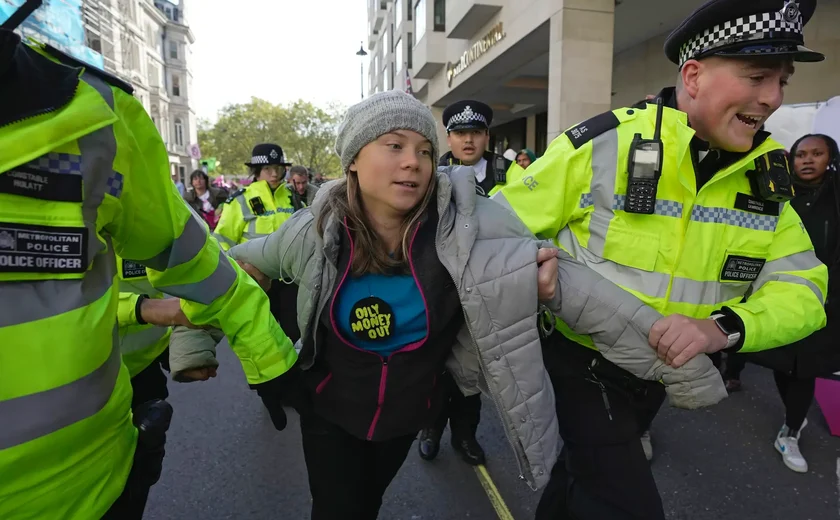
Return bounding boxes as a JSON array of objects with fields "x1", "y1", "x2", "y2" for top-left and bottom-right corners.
[{"x1": 446, "y1": 22, "x2": 506, "y2": 86}]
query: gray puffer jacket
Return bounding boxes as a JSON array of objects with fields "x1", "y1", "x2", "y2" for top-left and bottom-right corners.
[{"x1": 218, "y1": 165, "x2": 726, "y2": 490}]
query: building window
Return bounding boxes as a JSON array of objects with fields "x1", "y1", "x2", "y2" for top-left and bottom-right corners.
[
  {"x1": 174, "y1": 118, "x2": 184, "y2": 146},
  {"x1": 395, "y1": 0, "x2": 403, "y2": 25},
  {"x1": 414, "y1": 0, "x2": 426, "y2": 42},
  {"x1": 169, "y1": 41, "x2": 178, "y2": 59},
  {"x1": 390, "y1": 62, "x2": 395, "y2": 90},
  {"x1": 179, "y1": 165, "x2": 186, "y2": 180},
  {"x1": 395, "y1": 37, "x2": 403, "y2": 73},
  {"x1": 407, "y1": 0, "x2": 412, "y2": 20},
  {"x1": 172, "y1": 75, "x2": 180, "y2": 97},
  {"x1": 433, "y1": 0, "x2": 445, "y2": 31},
  {"x1": 407, "y1": 32, "x2": 413, "y2": 69}
]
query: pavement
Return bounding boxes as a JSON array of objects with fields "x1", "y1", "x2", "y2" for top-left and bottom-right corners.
[{"x1": 145, "y1": 342, "x2": 840, "y2": 520}]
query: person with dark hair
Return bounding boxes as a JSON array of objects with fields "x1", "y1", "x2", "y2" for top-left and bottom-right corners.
[
  {"x1": 723, "y1": 132, "x2": 840, "y2": 473},
  {"x1": 516, "y1": 148, "x2": 537, "y2": 169},
  {"x1": 184, "y1": 169, "x2": 227, "y2": 230},
  {"x1": 288, "y1": 164, "x2": 320, "y2": 209}
]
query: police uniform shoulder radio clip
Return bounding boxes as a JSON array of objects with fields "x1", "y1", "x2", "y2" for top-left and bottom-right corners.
[
  {"x1": 624, "y1": 97, "x2": 665, "y2": 214},
  {"x1": 747, "y1": 150, "x2": 796, "y2": 203}
]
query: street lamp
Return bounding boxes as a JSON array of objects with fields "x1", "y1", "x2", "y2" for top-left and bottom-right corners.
[{"x1": 356, "y1": 41, "x2": 368, "y2": 100}]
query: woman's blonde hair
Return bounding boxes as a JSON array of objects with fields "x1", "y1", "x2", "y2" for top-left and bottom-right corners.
[{"x1": 316, "y1": 169, "x2": 437, "y2": 276}]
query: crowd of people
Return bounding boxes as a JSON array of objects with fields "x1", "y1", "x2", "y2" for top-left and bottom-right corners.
[{"x1": 2, "y1": 0, "x2": 838, "y2": 520}]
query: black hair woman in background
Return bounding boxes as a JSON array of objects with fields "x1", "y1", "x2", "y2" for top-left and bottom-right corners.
[{"x1": 724, "y1": 133, "x2": 840, "y2": 474}]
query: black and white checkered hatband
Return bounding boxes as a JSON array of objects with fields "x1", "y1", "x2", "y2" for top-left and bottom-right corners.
[{"x1": 678, "y1": 10, "x2": 803, "y2": 66}]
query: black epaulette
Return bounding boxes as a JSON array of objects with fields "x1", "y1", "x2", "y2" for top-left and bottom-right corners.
[
  {"x1": 43, "y1": 43, "x2": 135, "y2": 95},
  {"x1": 564, "y1": 111, "x2": 621, "y2": 150},
  {"x1": 225, "y1": 188, "x2": 246, "y2": 204}
]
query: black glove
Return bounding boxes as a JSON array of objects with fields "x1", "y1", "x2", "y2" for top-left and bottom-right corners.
[{"x1": 250, "y1": 362, "x2": 302, "y2": 431}]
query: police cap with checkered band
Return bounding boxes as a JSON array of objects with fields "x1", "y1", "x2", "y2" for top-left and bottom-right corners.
[
  {"x1": 664, "y1": 0, "x2": 824, "y2": 68},
  {"x1": 442, "y1": 100, "x2": 493, "y2": 132},
  {"x1": 244, "y1": 143, "x2": 293, "y2": 167}
]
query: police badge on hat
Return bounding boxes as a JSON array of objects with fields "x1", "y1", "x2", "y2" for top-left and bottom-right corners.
[
  {"x1": 442, "y1": 100, "x2": 493, "y2": 133},
  {"x1": 781, "y1": 0, "x2": 800, "y2": 22},
  {"x1": 244, "y1": 143, "x2": 293, "y2": 167}
]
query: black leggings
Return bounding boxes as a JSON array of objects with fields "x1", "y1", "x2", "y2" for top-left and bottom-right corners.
[
  {"x1": 773, "y1": 371, "x2": 815, "y2": 432},
  {"x1": 300, "y1": 411, "x2": 416, "y2": 520}
]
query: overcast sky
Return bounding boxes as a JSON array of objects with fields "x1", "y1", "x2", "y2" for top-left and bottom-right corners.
[{"x1": 189, "y1": 0, "x2": 368, "y2": 121}]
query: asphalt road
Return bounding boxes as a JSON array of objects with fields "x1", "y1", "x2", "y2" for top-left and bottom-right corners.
[{"x1": 145, "y1": 343, "x2": 840, "y2": 520}]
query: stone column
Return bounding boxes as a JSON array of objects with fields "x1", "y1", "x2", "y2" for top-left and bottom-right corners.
[
  {"x1": 547, "y1": 0, "x2": 615, "y2": 142},
  {"x1": 526, "y1": 115, "x2": 537, "y2": 151}
]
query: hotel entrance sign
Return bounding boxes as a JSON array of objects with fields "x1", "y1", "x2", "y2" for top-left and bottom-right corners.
[{"x1": 446, "y1": 22, "x2": 506, "y2": 86}]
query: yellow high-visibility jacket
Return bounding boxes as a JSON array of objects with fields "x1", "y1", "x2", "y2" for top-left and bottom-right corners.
[
  {"x1": 494, "y1": 100, "x2": 827, "y2": 353},
  {"x1": 0, "y1": 38, "x2": 296, "y2": 520}
]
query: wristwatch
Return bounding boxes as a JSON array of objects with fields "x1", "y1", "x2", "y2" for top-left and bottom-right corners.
[{"x1": 709, "y1": 313, "x2": 741, "y2": 349}]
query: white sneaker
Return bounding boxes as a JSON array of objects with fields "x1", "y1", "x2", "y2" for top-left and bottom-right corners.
[
  {"x1": 640, "y1": 430, "x2": 653, "y2": 461},
  {"x1": 774, "y1": 419, "x2": 808, "y2": 473}
]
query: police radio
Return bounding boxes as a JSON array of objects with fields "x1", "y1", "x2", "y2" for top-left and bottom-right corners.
[
  {"x1": 747, "y1": 150, "x2": 796, "y2": 203},
  {"x1": 494, "y1": 155, "x2": 507, "y2": 185},
  {"x1": 624, "y1": 98, "x2": 665, "y2": 214}
]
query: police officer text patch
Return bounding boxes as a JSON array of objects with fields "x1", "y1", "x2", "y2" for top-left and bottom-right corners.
[
  {"x1": 0, "y1": 222, "x2": 88, "y2": 273},
  {"x1": 349, "y1": 297, "x2": 394, "y2": 341},
  {"x1": 121, "y1": 259, "x2": 147, "y2": 279},
  {"x1": 0, "y1": 166, "x2": 83, "y2": 202},
  {"x1": 564, "y1": 112, "x2": 620, "y2": 150},
  {"x1": 720, "y1": 255, "x2": 766, "y2": 282}
]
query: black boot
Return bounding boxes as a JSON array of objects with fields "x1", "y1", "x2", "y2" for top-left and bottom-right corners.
[
  {"x1": 452, "y1": 435, "x2": 486, "y2": 466},
  {"x1": 418, "y1": 428, "x2": 441, "y2": 461}
]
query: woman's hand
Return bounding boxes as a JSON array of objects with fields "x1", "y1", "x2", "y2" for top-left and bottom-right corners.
[
  {"x1": 236, "y1": 260, "x2": 272, "y2": 292},
  {"x1": 177, "y1": 367, "x2": 218, "y2": 382},
  {"x1": 537, "y1": 248, "x2": 560, "y2": 301}
]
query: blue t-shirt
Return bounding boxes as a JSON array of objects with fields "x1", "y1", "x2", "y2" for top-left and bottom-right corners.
[{"x1": 334, "y1": 272, "x2": 427, "y2": 356}]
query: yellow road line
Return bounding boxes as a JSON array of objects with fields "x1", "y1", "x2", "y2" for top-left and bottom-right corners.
[{"x1": 474, "y1": 464, "x2": 516, "y2": 520}]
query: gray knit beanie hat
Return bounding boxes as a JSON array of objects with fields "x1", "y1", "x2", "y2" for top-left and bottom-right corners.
[{"x1": 335, "y1": 90, "x2": 439, "y2": 173}]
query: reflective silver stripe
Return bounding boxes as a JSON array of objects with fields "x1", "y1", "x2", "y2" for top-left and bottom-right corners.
[
  {"x1": 669, "y1": 277, "x2": 750, "y2": 306},
  {"x1": 0, "y1": 328, "x2": 122, "y2": 450},
  {"x1": 752, "y1": 272, "x2": 825, "y2": 304},
  {"x1": 157, "y1": 250, "x2": 237, "y2": 305},
  {"x1": 558, "y1": 227, "x2": 670, "y2": 298},
  {"x1": 120, "y1": 325, "x2": 169, "y2": 355},
  {"x1": 559, "y1": 227, "x2": 750, "y2": 306},
  {"x1": 141, "y1": 216, "x2": 208, "y2": 272},
  {"x1": 586, "y1": 129, "x2": 618, "y2": 257},
  {"x1": 690, "y1": 204, "x2": 779, "y2": 232},
  {"x1": 237, "y1": 194, "x2": 259, "y2": 240},
  {"x1": 0, "y1": 230, "x2": 116, "y2": 328},
  {"x1": 762, "y1": 250, "x2": 824, "y2": 274},
  {"x1": 212, "y1": 232, "x2": 237, "y2": 249},
  {"x1": 242, "y1": 231, "x2": 270, "y2": 241}
]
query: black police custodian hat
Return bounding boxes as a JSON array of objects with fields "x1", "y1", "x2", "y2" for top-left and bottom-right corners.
[
  {"x1": 244, "y1": 143, "x2": 293, "y2": 167},
  {"x1": 664, "y1": 0, "x2": 824, "y2": 67},
  {"x1": 442, "y1": 100, "x2": 493, "y2": 132}
]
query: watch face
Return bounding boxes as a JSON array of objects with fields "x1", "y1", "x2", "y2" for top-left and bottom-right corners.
[{"x1": 715, "y1": 315, "x2": 739, "y2": 335}]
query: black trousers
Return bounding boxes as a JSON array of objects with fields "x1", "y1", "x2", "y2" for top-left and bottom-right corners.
[
  {"x1": 102, "y1": 352, "x2": 170, "y2": 520},
  {"x1": 535, "y1": 334, "x2": 666, "y2": 520},
  {"x1": 774, "y1": 371, "x2": 816, "y2": 432},
  {"x1": 268, "y1": 281, "x2": 301, "y2": 344},
  {"x1": 300, "y1": 411, "x2": 416, "y2": 520},
  {"x1": 428, "y1": 370, "x2": 482, "y2": 440}
]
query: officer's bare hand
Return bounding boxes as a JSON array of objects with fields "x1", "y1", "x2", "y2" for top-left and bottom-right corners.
[
  {"x1": 648, "y1": 314, "x2": 728, "y2": 368},
  {"x1": 139, "y1": 298, "x2": 199, "y2": 328},
  {"x1": 236, "y1": 260, "x2": 271, "y2": 292},
  {"x1": 537, "y1": 248, "x2": 560, "y2": 301},
  {"x1": 178, "y1": 367, "x2": 218, "y2": 381}
]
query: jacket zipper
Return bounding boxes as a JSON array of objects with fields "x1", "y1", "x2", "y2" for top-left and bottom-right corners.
[
  {"x1": 364, "y1": 222, "x2": 428, "y2": 440},
  {"x1": 432, "y1": 215, "x2": 536, "y2": 490},
  {"x1": 366, "y1": 358, "x2": 389, "y2": 440}
]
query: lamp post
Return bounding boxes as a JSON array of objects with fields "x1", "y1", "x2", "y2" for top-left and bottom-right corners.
[{"x1": 356, "y1": 41, "x2": 368, "y2": 100}]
